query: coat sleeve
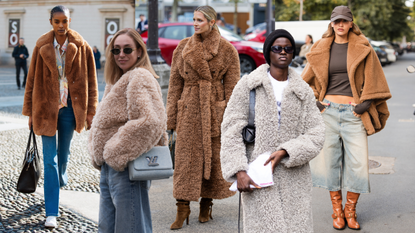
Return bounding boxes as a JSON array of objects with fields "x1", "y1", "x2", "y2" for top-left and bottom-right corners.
[
  {"x1": 220, "y1": 80, "x2": 250, "y2": 182},
  {"x1": 166, "y1": 44, "x2": 185, "y2": 130},
  {"x1": 12, "y1": 46, "x2": 18, "y2": 58},
  {"x1": 278, "y1": 88, "x2": 325, "y2": 168},
  {"x1": 223, "y1": 44, "x2": 240, "y2": 103},
  {"x1": 103, "y1": 72, "x2": 167, "y2": 171},
  {"x1": 301, "y1": 63, "x2": 320, "y2": 100},
  {"x1": 22, "y1": 46, "x2": 39, "y2": 116},
  {"x1": 85, "y1": 43, "x2": 99, "y2": 116}
]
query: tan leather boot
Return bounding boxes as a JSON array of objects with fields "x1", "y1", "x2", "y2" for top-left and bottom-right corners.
[
  {"x1": 199, "y1": 198, "x2": 213, "y2": 223},
  {"x1": 170, "y1": 200, "x2": 191, "y2": 230},
  {"x1": 330, "y1": 190, "x2": 346, "y2": 230},
  {"x1": 344, "y1": 192, "x2": 361, "y2": 230}
]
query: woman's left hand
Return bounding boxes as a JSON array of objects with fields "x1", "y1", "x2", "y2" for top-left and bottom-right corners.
[
  {"x1": 264, "y1": 150, "x2": 288, "y2": 173},
  {"x1": 350, "y1": 102, "x2": 361, "y2": 118},
  {"x1": 86, "y1": 114, "x2": 94, "y2": 130}
]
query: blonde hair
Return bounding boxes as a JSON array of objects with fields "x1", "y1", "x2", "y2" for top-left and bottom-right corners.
[
  {"x1": 322, "y1": 22, "x2": 362, "y2": 38},
  {"x1": 194, "y1": 5, "x2": 220, "y2": 34},
  {"x1": 104, "y1": 28, "x2": 159, "y2": 85}
]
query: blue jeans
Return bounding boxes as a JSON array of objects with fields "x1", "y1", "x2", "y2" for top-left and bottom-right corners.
[
  {"x1": 99, "y1": 163, "x2": 152, "y2": 233},
  {"x1": 310, "y1": 99, "x2": 370, "y2": 194},
  {"x1": 41, "y1": 97, "x2": 76, "y2": 217}
]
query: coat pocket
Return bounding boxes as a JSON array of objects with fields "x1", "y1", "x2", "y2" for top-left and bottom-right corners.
[{"x1": 211, "y1": 100, "x2": 226, "y2": 137}]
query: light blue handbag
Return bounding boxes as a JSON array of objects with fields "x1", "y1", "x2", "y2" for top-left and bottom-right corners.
[{"x1": 128, "y1": 143, "x2": 174, "y2": 181}]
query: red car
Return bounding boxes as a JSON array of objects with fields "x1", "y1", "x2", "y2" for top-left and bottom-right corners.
[
  {"x1": 244, "y1": 29, "x2": 266, "y2": 43},
  {"x1": 141, "y1": 22, "x2": 265, "y2": 76}
]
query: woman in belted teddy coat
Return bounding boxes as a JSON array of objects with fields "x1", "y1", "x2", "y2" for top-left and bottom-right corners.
[{"x1": 166, "y1": 5, "x2": 240, "y2": 230}]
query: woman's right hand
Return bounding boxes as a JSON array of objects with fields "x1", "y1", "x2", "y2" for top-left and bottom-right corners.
[
  {"x1": 317, "y1": 101, "x2": 330, "y2": 113},
  {"x1": 28, "y1": 116, "x2": 32, "y2": 130},
  {"x1": 236, "y1": 171, "x2": 261, "y2": 192}
]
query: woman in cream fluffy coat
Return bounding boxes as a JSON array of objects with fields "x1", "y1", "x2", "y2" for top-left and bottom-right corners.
[
  {"x1": 88, "y1": 28, "x2": 166, "y2": 233},
  {"x1": 166, "y1": 6, "x2": 239, "y2": 230},
  {"x1": 221, "y1": 29, "x2": 325, "y2": 232}
]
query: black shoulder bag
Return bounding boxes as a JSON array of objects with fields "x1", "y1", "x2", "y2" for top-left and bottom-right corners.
[
  {"x1": 17, "y1": 128, "x2": 42, "y2": 193},
  {"x1": 242, "y1": 89, "x2": 256, "y2": 143}
]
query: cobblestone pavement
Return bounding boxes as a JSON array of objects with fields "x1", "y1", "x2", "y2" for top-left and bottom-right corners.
[{"x1": 0, "y1": 112, "x2": 99, "y2": 232}]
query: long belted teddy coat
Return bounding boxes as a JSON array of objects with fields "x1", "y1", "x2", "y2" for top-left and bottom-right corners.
[
  {"x1": 22, "y1": 29, "x2": 98, "y2": 136},
  {"x1": 221, "y1": 65, "x2": 325, "y2": 232},
  {"x1": 88, "y1": 68, "x2": 167, "y2": 171},
  {"x1": 302, "y1": 32, "x2": 392, "y2": 135},
  {"x1": 166, "y1": 28, "x2": 240, "y2": 201}
]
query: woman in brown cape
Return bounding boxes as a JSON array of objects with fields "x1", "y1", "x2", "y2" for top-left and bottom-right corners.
[
  {"x1": 166, "y1": 5, "x2": 240, "y2": 230},
  {"x1": 302, "y1": 5, "x2": 391, "y2": 231}
]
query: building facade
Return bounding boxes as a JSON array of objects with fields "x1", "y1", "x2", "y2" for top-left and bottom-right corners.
[{"x1": 0, "y1": 0, "x2": 135, "y2": 66}]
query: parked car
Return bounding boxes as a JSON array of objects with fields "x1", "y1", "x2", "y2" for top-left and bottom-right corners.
[
  {"x1": 370, "y1": 40, "x2": 396, "y2": 63},
  {"x1": 244, "y1": 29, "x2": 266, "y2": 43},
  {"x1": 244, "y1": 22, "x2": 266, "y2": 35},
  {"x1": 389, "y1": 42, "x2": 404, "y2": 56},
  {"x1": 372, "y1": 45, "x2": 388, "y2": 66},
  {"x1": 140, "y1": 22, "x2": 266, "y2": 76}
]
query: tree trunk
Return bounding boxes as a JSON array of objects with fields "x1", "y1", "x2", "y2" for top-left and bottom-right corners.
[
  {"x1": 234, "y1": 0, "x2": 238, "y2": 34},
  {"x1": 172, "y1": 0, "x2": 179, "y2": 22}
]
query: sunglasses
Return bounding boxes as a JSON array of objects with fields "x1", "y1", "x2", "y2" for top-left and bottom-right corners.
[
  {"x1": 110, "y1": 47, "x2": 137, "y2": 55},
  {"x1": 270, "y1": 46, "x2": 294, "y2": 54}
]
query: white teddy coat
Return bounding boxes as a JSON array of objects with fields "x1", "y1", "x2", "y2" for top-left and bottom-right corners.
[{"x1": 221, "y1": 64, "x2": 325, "y2": 233}]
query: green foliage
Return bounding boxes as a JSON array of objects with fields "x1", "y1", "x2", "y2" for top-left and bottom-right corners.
[{"x1": 274, "y1": 0, "x2": 413, "y2": 41}]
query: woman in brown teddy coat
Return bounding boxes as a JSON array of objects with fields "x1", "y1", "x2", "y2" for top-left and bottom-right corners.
[
  {"x1": 166, "y1": 5, "x2": 240, "y2": 230},
  {"x1": 302, "y1": 6, "x2": 392, "y2": 230},
  {"x1": 88, "y1": 28, "x2": 166, "y2": 232},
  {"x1": 22, "y1": 5, "x2": 98, "y2": 228}
]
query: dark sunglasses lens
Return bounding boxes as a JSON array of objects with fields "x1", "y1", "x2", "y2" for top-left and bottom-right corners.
[
  {"x1": 124, "y1": 48, "x2": 133, "y2": 54},
  {"x1": 285, "y1": 46, "x2": 294, "y2": 54},
  {"x1": 111, "y1": 48, "x2": 120, "y2": 55},
  {"x1": 271, "y1": 46, "x2": 282, "y2": 53}
]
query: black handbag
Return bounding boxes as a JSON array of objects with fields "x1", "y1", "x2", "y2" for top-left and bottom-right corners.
[
  {"x1": 16, "y1": 128, "x2": 42, "y2": 193},
  {"x1": 242, "y1": 89, "x2": 256, "y2": 143}
]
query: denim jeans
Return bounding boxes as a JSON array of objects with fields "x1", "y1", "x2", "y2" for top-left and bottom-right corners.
[
  {"x1": 310, "y1": 99, "x2": 370, "y2": 194},
  {"x1": 99, "y1": 163, "x2": 152, "y2": 233},
  {"x1": 41, "y1": 97, "x2": 76, "y2": 217}
]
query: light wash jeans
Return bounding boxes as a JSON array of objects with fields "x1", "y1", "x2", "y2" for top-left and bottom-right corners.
[
  {"x1": 41, "y1": 97, "x2": 76, "y2": 217},
  {"x1": 99, "y1": 163, "x2": 152, "y2": 233},
  {"x1": 310, "y1": 99, "x2": 370, "y2": 194}
]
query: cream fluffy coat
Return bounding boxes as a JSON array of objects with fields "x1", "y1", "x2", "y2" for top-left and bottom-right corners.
[
  {"x1": 221, "y1": 64, "x2": 325, "y2": 232},
  {"x1": 88, "y1": 68, "x2": 167, "y2": 171}
]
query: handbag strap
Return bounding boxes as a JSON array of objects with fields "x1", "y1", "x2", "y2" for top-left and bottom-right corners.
[{"x1": 247, "y1": 89, "x2": 256, "y2": 127}]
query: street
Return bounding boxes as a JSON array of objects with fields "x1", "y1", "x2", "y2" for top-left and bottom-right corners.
[{"x1": 1, "y1": 52, "x2": 415, "y2": 232}]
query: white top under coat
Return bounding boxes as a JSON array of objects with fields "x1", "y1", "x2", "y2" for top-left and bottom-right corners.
[{"x1": 267, "y1": 71, "x2": 289, "y2": 124}]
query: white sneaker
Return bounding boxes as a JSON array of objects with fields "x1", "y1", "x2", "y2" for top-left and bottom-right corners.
[{"x1": 45, "y1": 216, "x2": 57, "y2": 228}]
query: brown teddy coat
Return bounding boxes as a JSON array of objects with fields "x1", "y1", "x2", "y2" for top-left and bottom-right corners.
[
  {"x1": 88, "y1": 68, "x2": 167, "y2": 171},
  {"x1": 22, "y1": 29, "x2": 98, "y2": 136},
  {"x1": 302, "y1": 32, "x2": 392, "y2": 135},
  {"x1": 166, "y1": 28, "x2": 239, "y2": 201}
]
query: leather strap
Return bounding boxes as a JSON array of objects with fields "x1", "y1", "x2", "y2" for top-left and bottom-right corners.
[{"x1": 247, "y1": 89, "x2": 255, "y2": 127}]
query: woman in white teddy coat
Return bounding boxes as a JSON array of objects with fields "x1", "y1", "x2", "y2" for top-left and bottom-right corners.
[{"x1": 220, "y1": 29, "x2": 325, "y2": 232}]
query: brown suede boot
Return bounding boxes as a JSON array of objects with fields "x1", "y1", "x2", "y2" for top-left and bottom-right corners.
[
  {"x1": 199, "y1": 198, "x2": 213, "y2": 223},
  {"x1": 170, "y1": 200, "x2": 191, "y2": 230},
  {"x1": 330, "y1": 190, "x2": 346, "y2": 230},
  {"x1": 344, "y1": 192, "x2": 361, "y2": 230}
]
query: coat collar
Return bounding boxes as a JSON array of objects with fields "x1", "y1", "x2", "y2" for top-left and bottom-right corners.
[
  {"x1": 182, "y1": 28, "x2": 221, "y2": 81},
  {"x1": 37, "y1": 29, "x2": 85, "y2": 77},
  {"x1": 305, "y1": 32, "x2": 371, "y2": 92},
  {"x1": 246, "y1": 64, "x2": 310, "y2": 101}
]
